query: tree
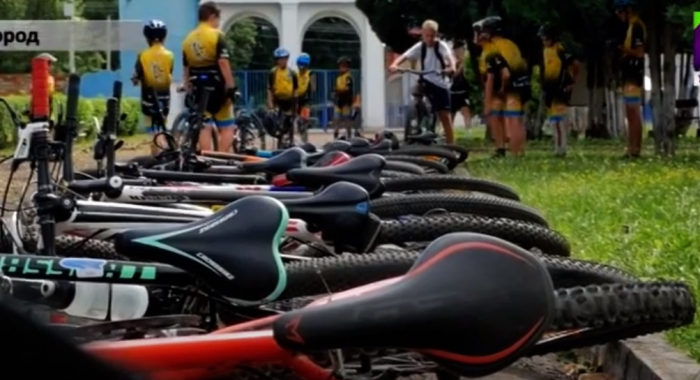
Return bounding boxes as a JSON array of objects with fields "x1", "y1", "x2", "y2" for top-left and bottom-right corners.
[
  {"x1": 302, "y1": 17, "x2": 361, "y2": 70},
  {"x1": 225, "y1": 19, "x2": 258, "y2": 69}
]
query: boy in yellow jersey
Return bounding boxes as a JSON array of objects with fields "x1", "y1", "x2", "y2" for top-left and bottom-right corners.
[
  {"x1": 332, "y1": 56, "x2": 354, "y2": 139},
  {"x1": 539, "y1": 24, "x2": 580, "y2": 157},
  {"x1": 613, "y1": 0, "x2": 646, "y2": 158},
  {"x1": 267, "y1": 47, "x2": 298, "y2": 138},
  {"x1": 182, "y1": 1, "x2": 236, "y2": 153},
  {"x1": 473, "y1": 18, "x2": 505, "y2": 157},
  {"x1": 131, "y1": 20, "x2": 173, "y2": 155},
  {"x1": 295, "y1": 53, "x2": 313, "y2": 142},
  {"x1": 474, "y1": 16, "x2": 530, "y2": 157}
]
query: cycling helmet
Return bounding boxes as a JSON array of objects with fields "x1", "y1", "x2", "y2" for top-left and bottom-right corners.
[
  {"x1": 274, "y1": 47, "x2": 290, "y2": 59},
  {"x1": 613, "y1": 0, "x2": 637, "y2": 9},
  {"x1": 35, "y1": 53, "x2": 57, "y2": 62},
  {"x1": 143, "y1": 20, "x2": 167, "y2": 41},
  {"x1": 473, "y1": 16, "x2": 502, "y2": 36},
  {"x1": 538, "y1": 23, "x2": 560, "y2": 39},
  {"x1": 337, "y1": 56, "x2": 351, "y2": 65},
  {"x1": 297, "y1": 53, "x2": 311, "y2": 67}
]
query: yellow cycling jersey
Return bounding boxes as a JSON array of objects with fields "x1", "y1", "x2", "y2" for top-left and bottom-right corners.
[
  {"x1": 182, "y1": 23, "x2": 229, "y2": 70},
  {"x1": 135, "y1": 43, "x2": 174, "y2": 91},
  {"x1": 478, "y1": 41, "x2": 498, "y2": 80},
  {"x1": 296, "y1": 70, "x2": 312, "y2": 96},
  {"x1": 481, "y1": 37, "x2": 528, "y2": 91},
  {"x1": 542, "y1": 42, "x2": 574, "y2": 87},
  {"x1": 335, "y1": 72, "x2": 353, "y2": 94},
  {"x1": 268, "y1": 67, "x2": 298, "y2": 99}
]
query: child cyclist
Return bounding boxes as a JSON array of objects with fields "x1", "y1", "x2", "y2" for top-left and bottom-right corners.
[
  {"x1": 131, "y1": 20, "x2": 174, "y2": 155},
  {"x1": 332, "y1": 56, "x2": 354, "y2": 139},
  {"x1": 295, "y1": 53, "x2": 313, "y2": 141},
  {"x1": 267, "y1": 48, "x2": 298, "y2": 139}
]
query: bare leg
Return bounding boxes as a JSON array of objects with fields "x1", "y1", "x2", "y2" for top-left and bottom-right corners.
[
  {"x1": 626, "y1": 104, "x2": 643, "y2": 156},
  {"x1": 460, "y1": 106, "x2": 472, "y2": 129},
  {"x1": 198, "y1": 124, "x2": 214, "y2": 151},
  {"x1": 437, "y1": 110, "x2": 454, "y2": 144},
  {"x1": 218, "y1": 127, "x2": 235, "y2": 152},
  {"x1": 505, "y1": 116, "x2": 526, "y2": 156}
]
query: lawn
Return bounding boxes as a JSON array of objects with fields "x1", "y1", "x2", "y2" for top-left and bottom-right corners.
[{"x1": 465, "y1": 138, "x2": 700, "y2": 361}]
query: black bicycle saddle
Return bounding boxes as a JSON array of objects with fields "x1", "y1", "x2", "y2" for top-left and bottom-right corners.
[
  {"x1": 240, "y1": 147, "x2": 307, "y2": 175},
  {"x1": 347, "y1": 138, "x2": 392, "y2": 156},
  {"x1": 285, "y1": 154, "x2": 385, "y2": 197},
  {"x1": 282, "y1": 181, "x2": 379, "y2": 253},
  {"x1": 113, "y1": 196, "x2": 288, "y2": 304},
  {"x1": 273, "y1": 232, "x2": 554, "y2": 377},
  {"x1": 406, "y1": 131, "x2": 438, "y2": 145},
  {"x1": 323, "y1": 140, "x2": 352, "y2": 153},
  {"x1": 306, "y1": 150, "x2": 350, "y2": 167}
]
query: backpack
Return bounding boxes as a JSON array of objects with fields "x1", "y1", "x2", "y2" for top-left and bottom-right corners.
[{"x1": 420, "y1": 42, "x2": 446, "y2": 71}]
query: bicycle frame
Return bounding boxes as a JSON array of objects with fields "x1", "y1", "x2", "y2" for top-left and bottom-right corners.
[
  {"x1": 103, "y1": 185, "x2": 313, "y2": 204},
  {"x1": 46, "y1": 200, "x2": 318, "y2": 245}
]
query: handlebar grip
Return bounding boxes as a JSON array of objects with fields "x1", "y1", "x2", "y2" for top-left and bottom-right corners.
[
  {"x1": 104, "y1": 98, "x2": 117, "y2": 135},
  {"x1": 65, "y1": 74, "x2": 81, "y2": 122},
  {"x1": 10, "y1": 278, "x2": 75, "y2": 310},
  {"x1": 112, "y1": 81, "x2": 122, "y2": 100},
  {"x1": 67, "y1": 176, "x2": 123, "y2": 194}
]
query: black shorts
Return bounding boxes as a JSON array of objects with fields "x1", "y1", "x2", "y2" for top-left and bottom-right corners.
[
  {"x1": 273, "y1": 98, "x2": 295, "y2": 114},
  {"x1": 141, "y1": 90, "x2": 171, "y2": 117},
  {"x1": 422, "y1": 81, "x2": 451, "y2": 111},
  {"x1": 450, "y1": 92, "x2": 470, "y2": 113}
]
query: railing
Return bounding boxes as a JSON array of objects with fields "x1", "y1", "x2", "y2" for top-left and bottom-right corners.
[{"x1": 235, "y1": 69, "x2": 361, "y2": 128}]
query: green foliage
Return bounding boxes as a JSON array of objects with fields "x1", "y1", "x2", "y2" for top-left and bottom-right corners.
[
  {"x1": 0, "y1": 95, "x2": 140, "y2": 149},
  {"x1": 225, "y1": 19, "x2": 258, "y2": 69},
  {"x1": 466, "y1": 143, "x2": 700, "y2": 360}
]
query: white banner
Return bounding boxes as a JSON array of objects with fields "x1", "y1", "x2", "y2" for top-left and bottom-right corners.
[{"x1": 0, "y1": 20, "x2": 145, "y2": 51}]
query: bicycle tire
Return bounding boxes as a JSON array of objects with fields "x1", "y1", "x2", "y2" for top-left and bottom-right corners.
[
  {"x1": 280, "y1": 248, "x2": 637, "y2": 299},
  {"x1": 370, "y1": 194, "x2": 548, "y2": 226},
  {"x1": 434, "y1": 144, "x2": 469, "y2": 164},
  {"x1": 529, "y1": 282, "x2": 695, "y2": 356},
  {"x1": 383, "y1": 175, "x2": 520, "y2": 201},
  {"x1": 376, "y1": 215, "x2": 570, "y2": 256},
  {"x1": 380, "y1": 170, "x2": 415, "y2": 179},
  {"x1": 388, "y1": 146, "x2": 459, "y2": 170},
  {"x1": 385, "y1": 155, "x2": 449, "y2": 174},
  {"x1": 383, "y1": 160, "x2": 425, "y2": 175}
]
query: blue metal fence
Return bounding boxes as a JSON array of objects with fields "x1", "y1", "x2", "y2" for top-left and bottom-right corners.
[{"x1": 235, "y1": 69, "x2": 361, "y2": 128}]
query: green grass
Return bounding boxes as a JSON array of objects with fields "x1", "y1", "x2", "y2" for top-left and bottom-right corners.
[{"x1": 466, "y1": 142, "x2": 700, "y2": 361}]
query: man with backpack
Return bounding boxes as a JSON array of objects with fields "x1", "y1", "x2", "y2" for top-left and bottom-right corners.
[{"x1": 389, "y1": 20, "x2": 457, "y2": 144}]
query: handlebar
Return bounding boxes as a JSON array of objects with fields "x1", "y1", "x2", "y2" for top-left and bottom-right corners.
[
  {"x1": 66, "y1": 176, "x2": 123, "y2": 194},
  {"x1": 396, "y1": 68, "x2": 442, "y2": 75}
]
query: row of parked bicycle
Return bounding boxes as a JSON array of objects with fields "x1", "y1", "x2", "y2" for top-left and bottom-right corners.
[{"x1": 0, "y1": 73, "x2": 694, "y2": 380}]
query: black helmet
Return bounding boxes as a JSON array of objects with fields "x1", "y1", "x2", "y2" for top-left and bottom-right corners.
[
  {"x1": 538, "y1": 23, "x2": 560, "y2": 39},
  {"x1": 143, "y1": 19, "x2": 168, "y2": 42},
  {"x1": 337, "y1": 56, "x2": 351, "y2": 65},
  {"x1": 473, "y1": 16, "x2": 502, "y2": 36}
]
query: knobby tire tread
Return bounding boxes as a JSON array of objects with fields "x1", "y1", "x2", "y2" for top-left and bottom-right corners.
[
  {"x1": 385, "y1": 156, "x2": 449, "y2": 174},
  {"x1": 382, "y1": 160, "x2": 425, "y2": 175},
  {"x1": 376, "y1": 215, "x2": 570, "y2": 256},
  {"x1": 389, "y1": 146, "x2": 459, "y2": 169},
  {"x1": 280, "y1": 248, "x2": 637, "y2": 299},
  {"x1": 383, "y1": 175, "x2": 520, "y2": 201},
  {"x1": 370, "y1": 194, "x2": 547, "y2": 226}
]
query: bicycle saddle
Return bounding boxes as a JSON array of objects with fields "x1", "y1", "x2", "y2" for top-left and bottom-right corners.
[
  {"x1": 273, "y1": 233, "x2": 554, "y2": 377},
  {"x1": 285, "y1": 154, "x2": 385, "y2": 197},
  {"x1": 406, "y1": 131, "x2": 438, "y2": 145},
  {"x1": 273, "y1": 151, "x2": 350, "y2": 186},
  {"x1": 113, "y1": 196, "x2": 288, "y2": 304},
  {"x1": 306, "y1": 149, "x2": 350, "y2": 166},
  {"x1": 347, "y1": 138, "x2": 392, "y2": 156},
  {"x1": 323, "y1": 140, "x2": 352, "y2": 153},
  {"x1": 240, "y1": 147, "x2": 307, "y2": 175},
  {"x1": 282, "y1": 181, "x2": 380, "y2": 253}
]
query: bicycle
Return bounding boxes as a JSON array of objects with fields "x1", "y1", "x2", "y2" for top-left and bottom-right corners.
[{"x1": 397, "y1": 69, "x2": 447, "y2": 143}]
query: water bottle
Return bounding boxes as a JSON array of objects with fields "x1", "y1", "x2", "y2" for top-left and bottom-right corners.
[{"x1": 62, "y1": 283, "x2": 149, "y2": 321}]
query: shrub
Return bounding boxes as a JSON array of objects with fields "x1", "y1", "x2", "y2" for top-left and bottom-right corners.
[{"x1": 0, "y1": 95, "x2": 141, "y2": 149}]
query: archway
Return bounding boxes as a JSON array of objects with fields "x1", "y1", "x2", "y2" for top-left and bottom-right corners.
[
  {"x1": 301, "y1": 17, "x2": 360, "y2": 70},
  {"x1": 226, "y1": 16, "x2": 279, "y2": 106}
]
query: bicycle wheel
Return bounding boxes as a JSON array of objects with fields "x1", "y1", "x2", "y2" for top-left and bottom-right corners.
[
  {"x1": 280, "y1": 248, "x2": 637, "y2": 299},
  {"x1": 385, "y1": 155, "x2": 449, "y2": 174},
  {"x1": 383, "y1": 161, "x2": 425, "y2": 175},
  {"x1": 383, "y1": 175, "x2": 520, "y2": 200},
  {"x1": 389, "y1": 146, "x2": 458, "y2": 169},
  {"x1": 434, "y1": 144, "x2": 469, "y2": 163},
  {"x1": 370, "y1": 194, "x2": 548, "y2": 226},
  {"x1": 530, "y1": 282, "x2": 695, "y2": 356},
  {"x1": 376, "y1": 215, "x2": 570, "y2": 256}
]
